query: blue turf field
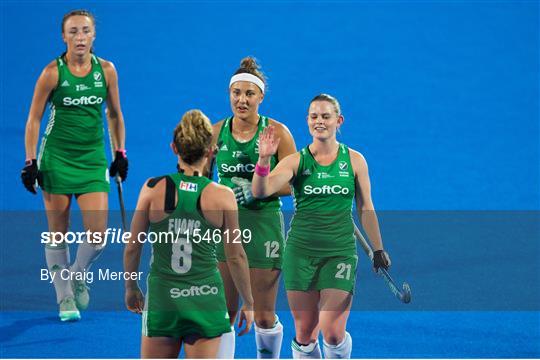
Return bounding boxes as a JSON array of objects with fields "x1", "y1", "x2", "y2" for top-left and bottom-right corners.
[
  {"x1": 1, "y1": 0, "x2": 539, "y2": 358},
  {"x1": 1, "y1": 311, "x2": 539, "y2": 358}
]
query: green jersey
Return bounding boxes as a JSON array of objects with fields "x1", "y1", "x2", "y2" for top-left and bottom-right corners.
[
  {"x1": 288, "y1": 144, "x2": 356, "y2": 256},
  {"x1": 148, "y1": 173, "x2": 218, "y2": 280},
  {"x1": 216, "y1": 115, "x2": 280, "y2": 210},
  {"x1": 37, "y1": 54, "x2": 109, "y2": 194},
  {"x1": 43, "y1": 54, "x2": 107, "y2": 150}
]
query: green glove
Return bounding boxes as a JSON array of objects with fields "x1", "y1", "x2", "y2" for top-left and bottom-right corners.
[{"x1": 231, "y1": 177, "x2": 255, "y2": 205}]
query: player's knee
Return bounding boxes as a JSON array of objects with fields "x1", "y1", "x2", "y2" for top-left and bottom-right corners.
[
  {"x1": 323, "y1": 331, "x2": 352, "y2": 358},
  {"x1": 92, "y1": 233, "x2": 107, "y2": 246},
  {"x1": 255, "y1": 312, "x2": 276, "y2": 328},
  {"x1": 322, "y1": 330, "x2": 345, "y2": 345},
  {"x1": 323, "y1": 334, "x2": 341, "y2": 346},
  {"x1": 48, "y1": 219, "x2": 70, "y2": 234},
  {"x1": 296, "y1": 323, "x2": 318, "y2": 340}
]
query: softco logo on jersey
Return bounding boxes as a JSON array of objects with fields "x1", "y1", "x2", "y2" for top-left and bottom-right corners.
[
  {"x1": 63, "y1": 96, "x2": 104, "y2": 106},
  {"x1": 220, "y1": 163, "x2": 255, "y2": 173},
  {"x1": 170, "y1": 285, "x2": 219, "y2": 298},
  {"x1": 303, "y1": 185, "x2": 350, "y2": 195}
]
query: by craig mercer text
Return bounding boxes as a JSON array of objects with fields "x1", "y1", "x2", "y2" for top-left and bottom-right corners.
[{"x1": 41, "y1": 219, "x2": 252, "y2": 247}]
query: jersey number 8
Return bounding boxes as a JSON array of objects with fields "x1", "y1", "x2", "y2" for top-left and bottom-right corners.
[{"x1": 171, "y1": 236, "x2": 192, "y2": 273}]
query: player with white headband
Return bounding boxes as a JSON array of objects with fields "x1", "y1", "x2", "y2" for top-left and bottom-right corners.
[
  {"x1": 212, "y1": 57, "x2": 297, "y2": 359},
  {"x1": 229, "y1": 73, "x2": 266, "y2": 94}
]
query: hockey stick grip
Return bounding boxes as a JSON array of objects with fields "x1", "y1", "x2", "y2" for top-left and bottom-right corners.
[
  {"x1": 107, "y1": 119, "x2": 128, "y2": 232},
  {"x1": 354, "y1": 224, "x2": 374, "y2": 260}
]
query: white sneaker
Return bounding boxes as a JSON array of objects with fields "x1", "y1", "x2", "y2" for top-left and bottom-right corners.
[{"x1": 59, "y1": 296, "x2": 81, "y2": 322}]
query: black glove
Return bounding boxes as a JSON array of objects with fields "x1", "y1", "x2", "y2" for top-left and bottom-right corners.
[
  {"x1": 110, "y1": 150, "x2": 128, "y2": 181},
  {"x1": 373, "y1": 250, "x2": 391, "y2": 272},
  {"x1": 21, "y1": 159, "x2": 42, "y2": 194}
]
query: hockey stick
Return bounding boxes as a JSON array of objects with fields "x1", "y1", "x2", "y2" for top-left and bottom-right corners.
[
  {"x1": 108, "y1": 124, "x2": 128, "y2": 232},
  {"x1": 206, "y1": 146, "x2": 217, "y2": 180},
  {"x1": 354, "y1": 224, "x2": 411, "y2": 303}
]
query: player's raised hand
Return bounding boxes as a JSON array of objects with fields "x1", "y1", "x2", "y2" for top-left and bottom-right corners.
[{"x1": 258, "y1": 125, "x2": 280, "y2": 159}]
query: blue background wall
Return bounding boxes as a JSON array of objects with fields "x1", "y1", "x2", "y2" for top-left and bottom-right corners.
[
  {"x1": 1, "y1": 0, "x2": 539, "y2": 358},
  {"x1": 1, "y1": 0, "x2": 538, "y2": 211}
]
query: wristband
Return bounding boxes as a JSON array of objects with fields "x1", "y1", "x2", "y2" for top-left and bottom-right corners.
[
  {"x1": 117, "y1": 149, "x2": 127, "y2": 158},
  {"x1": 254, "y1": 163, "x2": 270, "y2": 177}
]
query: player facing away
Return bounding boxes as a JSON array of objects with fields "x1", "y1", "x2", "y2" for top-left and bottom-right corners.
[
  {"x1": 21, "y1": 10, "x2": 128, "y2": 321},
  {"x1": 212, "y1": 57, "x2": 296, "y2": 358},
  {"x1": 124, "y1": 110, "x2": 254, "y2": 358},
  {"x1": 252, "y1": 94, "x2": 391, "y2": 359}
]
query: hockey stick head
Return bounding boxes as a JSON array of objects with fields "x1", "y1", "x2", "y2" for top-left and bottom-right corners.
[
  {"x1": 380, "y1": 268, "x2": 412, "y2": 304},
  {"x1": 401, "y1": 282, "x2": 412, "y2": 303}
]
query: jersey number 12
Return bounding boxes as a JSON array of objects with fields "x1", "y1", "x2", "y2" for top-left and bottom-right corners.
[{"x1": 264, "y1": 241, "x2": 280, "y2": 258}]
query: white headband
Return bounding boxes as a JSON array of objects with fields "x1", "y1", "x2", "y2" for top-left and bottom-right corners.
[{"x1": 229, "y1": 73, "x2": 265, "y2": 94}]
